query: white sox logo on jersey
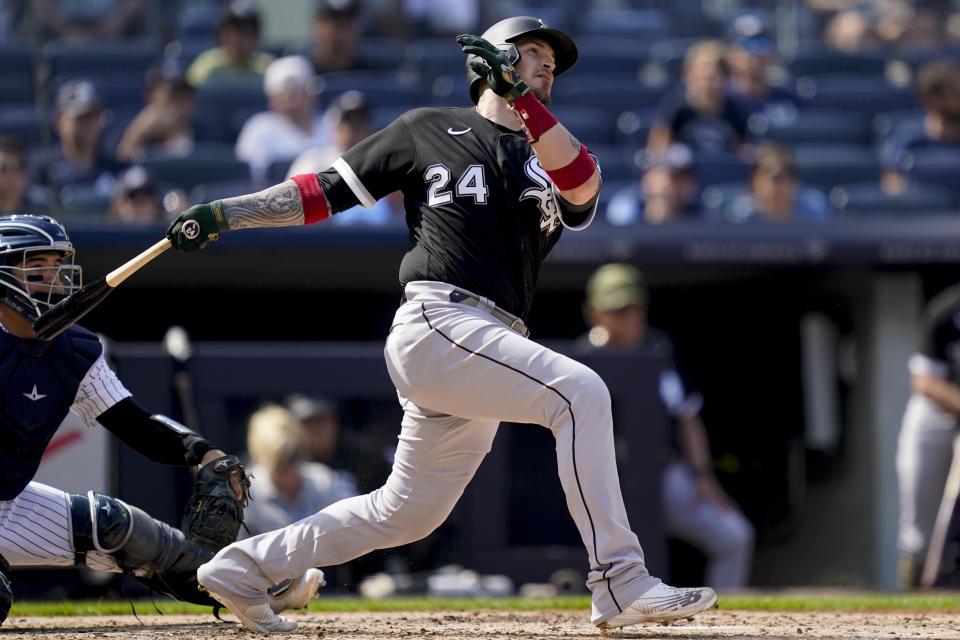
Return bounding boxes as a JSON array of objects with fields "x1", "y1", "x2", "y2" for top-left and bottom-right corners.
[{"x1": 520, "y1": 155, "x2": 561, "y2": 234}]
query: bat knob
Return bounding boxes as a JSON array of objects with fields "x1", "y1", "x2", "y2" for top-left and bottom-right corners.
[{"x1": 182, "y1": 220, "x2": 201, "y2": 240}]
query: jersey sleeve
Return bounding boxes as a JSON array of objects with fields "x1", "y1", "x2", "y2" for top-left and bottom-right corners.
[
  {"x1": 316, "y1": 113, "x2": 418, "y2": 214},
  {"x1": 71, "y1": 354, "x2": 132, "y2": 427}
]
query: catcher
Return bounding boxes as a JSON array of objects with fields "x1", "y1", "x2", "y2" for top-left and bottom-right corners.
[{"x1": 0, "y1": 214, "x2": 323, "y2": 626}]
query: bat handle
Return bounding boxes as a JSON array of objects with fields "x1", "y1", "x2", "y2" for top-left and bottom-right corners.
[{"x1": 105, "y1": 238, "x2": 171, "y2": 287}]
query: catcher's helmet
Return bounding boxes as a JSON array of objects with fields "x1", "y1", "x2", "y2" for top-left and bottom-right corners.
[
  {"x1": 466, "y1": 16, "x2": 578, "y2": 104},
  {"x1": 0, "y1": 214, "x2": 81, "y2": 321}
]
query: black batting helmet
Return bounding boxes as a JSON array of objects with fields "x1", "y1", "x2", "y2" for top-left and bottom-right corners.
[{"x1": 466, "y1": 16, "x2": 578, "y2": 104}]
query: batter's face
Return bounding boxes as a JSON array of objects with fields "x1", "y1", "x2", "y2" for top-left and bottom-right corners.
[{"x1": 513, "y1": 37, "x2": 556, "y2": 105}]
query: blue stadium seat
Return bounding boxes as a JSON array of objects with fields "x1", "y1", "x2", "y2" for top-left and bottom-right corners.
[
  {"x1": 176, "y1": 3, "x2": 222, "y2": 40},
  {"x1": 785, "y1": 50, "x2": 889, "y2": 78},
  {"x1": 692, "y1": 149, "x2": 751, "y2": 188},
  {"x1": 0, "y1": 43, "x2": 35, "y2": 103},
  {"x1": 590, "y1": 145, "x2": 639, "y2": 182},
  {"x1": 553, "y1": 78, "x2": 665, "y2": 117},
  {"x1": 549, "y1": 106, "x2": 617, "y2": 147},
  {"x1": 791, "y1": 143, "x2": 881, "y2": 191},
  {"x1": 58, "y1": 183, "x2": 111, "y2": 216},
  {"x1": 750, "y1": 108, "x2": 873, "y2": 146},
  {"x1": 615, "y1": 108, "x2": 659, "y2": 151},
  {"x1": 700, "y1": 181, "x2": 750, "y2": 219},
  {"x1": 195, "y1": 77, "x2": 267, "y2": 142},
  {"x1": 51, "y1": 73, "x2": 146, "y2": 110},
  {"x1": 141, "y1": 143, "x2": 249, "y2": 191},
  {"x1": 404, "y1": 39, "x2": 472, "y2": 86},
  {"x1": 872, "y1": 109, "x2": 925, "y2": 147},
  {"x1": 189, "y1": 179, "x2": 256, "y2": 203},
  {"x1": 0, "y1": 104, "x2": 47, "y2": 144},
  {"x1": 580, "y1": 7, "x2": 674, "y2": 39},
  {"x1": 795, "y1": 74, "x2": 918, "y2": 118},
  {"x1": 43, "y1": 39, "x2": 161, "y2": 79},
  {"x1": 900, "y1": 147, "x2": 960, "y2": 200},
  {"x1": 315, "y1": 71, "x2": 425, "y2": 110},
  {"x1": 267, "y1": 158, "x2": 293, "y2": 183},
  {"x1": 829, "y1": 181, "x2": 958, "y2": 216}
]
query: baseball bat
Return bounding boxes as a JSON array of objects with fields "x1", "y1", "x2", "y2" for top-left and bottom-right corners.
[{"x1": 32, "y1": 237, "x2": 172, "y2": 341}]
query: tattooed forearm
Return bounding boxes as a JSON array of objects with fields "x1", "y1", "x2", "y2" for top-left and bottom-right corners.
[
  {"x1": 220, "y1": 180, "x2": 305, "y2": 229},
  {"x1": 569, "y1": 134, "x2": 580, "y2": 150}
]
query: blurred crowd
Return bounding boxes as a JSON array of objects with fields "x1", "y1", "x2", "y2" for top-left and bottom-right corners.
[{"x1": 3, "y1": 0, "x2": 960, "y2": 225}]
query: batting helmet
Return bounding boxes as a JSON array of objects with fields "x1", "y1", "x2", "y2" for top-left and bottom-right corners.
[
  {"x1": 466, "y1": 16, "x2": 578, "y2": 104},
  {"x1": 0, "y1": 214, "x2": 81, "y2": 321}
]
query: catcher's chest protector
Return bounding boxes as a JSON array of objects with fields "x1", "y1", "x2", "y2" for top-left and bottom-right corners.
[{"x1": 0, "y1": 327, "x2": 101, "y2": 500}]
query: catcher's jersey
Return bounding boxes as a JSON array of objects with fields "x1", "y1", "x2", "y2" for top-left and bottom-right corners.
[
  {"x1": 0, "y1": 325, "x2": 130, "y2": 500},
  {"x1": 315, "y1": 106, "x2": 597, "y2": 320}
]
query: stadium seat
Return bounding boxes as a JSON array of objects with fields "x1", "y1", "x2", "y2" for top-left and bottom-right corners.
[
  {"x1": 900, "y1": 148, "x2": 960, "y2": 200},
  {"x1": 315, "y1": 71, "x2": 426, "y2": 110},
  {"x1": 795, "y1": 74, "x2": 918, "y2": 118},
  {"x1": 791, "y1": 143, "x2": 881, "y2": 192},
  {"x1": 785, "y1": 50, "x2": 889, "y2": 78},
  {"x1": 580, "y1": 7, "x2": 674, "y2": 39},
  {"x1": 404, "y1": 39, "x2": 473, "y2": 86},
  {"x1": 58, "y1": 183, "x2": 112, "y2": 216},
  {"x1": 589, "y1": 145, "x2": 639, "y2": 182},
  {"x1": 872, "y1": 109, "x2": 925, "y2": 147},
  {"x1": 267, "y1": 158, "x2": 293, "y2": 183},
  {"x1": 553, "y1": 78, "x2": 665, "y2": 117},
  {"x1": 195, "y1": 78, "x2": 267, "y2": 142},
  {"x1": 829, "y1": 181, "x2": 958, "y2": 216},
  {"x1": 51, "y1": 73, "x2": 147, "y2": 109},
  {"x1": 750, "y1": 108, "x2": 873, "y2": 146},
  {"x1": 175, "y1": 3, "x2": 222, "y2": 40},
  {"x1": 700, "y1": 181, "x2": 750, "y2": 219},
  {"x1": 0, "y1": 104, "x2": 48, "y2": 144},
  {"x1": 692, "y1": 149, "x2": 751, "y2": 188},
  {"x1": 189, "y1": 179, "x2": 256, "y2": 203},
  {"x1": 615, "y1": 108, "x2": 659, "y2": 151},
  {"x1": 141, "y1": 143, "x2": 250, "y2": 191},
  {"x1": 43, "y1": 39, "x2": 161, "y2": 79},
  {"x1": 549, "y1": 106, "x2": 617, "y2": 147}
]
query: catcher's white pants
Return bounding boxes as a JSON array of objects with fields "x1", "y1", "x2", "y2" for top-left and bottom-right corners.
[
  {"x1": 199, "y1": 281, "x2": 661, "y2": 625},
  {"x1": 897, "y1": 393, "x2": 958, "y2": 558},
  {"x1": 0, "y1": 481, "x2": 119, "y2": 571}
]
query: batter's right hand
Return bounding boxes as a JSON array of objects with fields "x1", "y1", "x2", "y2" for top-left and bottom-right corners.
[{"x1": 166, "y1": 200, "x2": 228, "y2": 251}]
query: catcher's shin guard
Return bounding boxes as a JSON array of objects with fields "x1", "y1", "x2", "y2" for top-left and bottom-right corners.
[
  {"x1": 0, "y1": 551, "x2": 11, "y2": 626},
  {"x1": 69, "y1": 492, "x2": 217, "y2": 606}
]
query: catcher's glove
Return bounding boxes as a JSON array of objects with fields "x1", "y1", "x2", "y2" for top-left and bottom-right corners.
[{"x1": 181, "y1": 454, "x2": 252, "y2": 552}]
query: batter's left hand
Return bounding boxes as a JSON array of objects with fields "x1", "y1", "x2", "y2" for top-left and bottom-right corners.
[{"x1": 456, "y1": 34, "x2": 529, "y2": 104}]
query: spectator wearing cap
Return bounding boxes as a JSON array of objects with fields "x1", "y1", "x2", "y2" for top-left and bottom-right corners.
[
  {"x1": 235, "y1": 55, "x2": 329, "y2": 184},
  {"x1": 186, "y1": 0, "x2": 275, "y2": 88},
  {"x1": 310, "y1": 0, "x2": 363, "y2": 73},
  {"x1": 0, "y1": 136, "x2": 44, "y2": 214},
  {"x1": 880, "y1": 58, "x2": 960, "y2": 195},
  {"x1": 241, "y1": 404, "x2": 359, "y2": 538},
  {"x1": 286, "y1": 90, "x2": 403, "y2": 226},
  {"x1": 646, "y1": 39, "x2": 750, "y2": 156},
  {"x1": 31, "y1": 79, "x2": 123, "y2": 203},
  {"x1": 579, "y1": 263, "x2": 754, "y2": 590},
  {"x1": 115, "y1": 59, "x2": 197, "y2": 163},
  {"x1": 109, "y1": 165, "x2": 162, "y2": 224},
  {"x1": 714, "y1": 141, "x2": 832, "y2": 223},
  {"x1": 606, "y1": 144, "x2": 702, "y2": 225},
  {"x1": 724, "y1": 15, "x2": 802, "y2": 122}
]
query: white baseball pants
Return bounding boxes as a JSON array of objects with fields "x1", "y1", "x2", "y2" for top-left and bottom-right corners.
[{"x1": 200, "y1": 281, "x2": 661, "y2": 625}]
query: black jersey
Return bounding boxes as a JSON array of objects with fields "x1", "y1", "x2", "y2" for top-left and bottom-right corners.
[
  {"x1": 917, "y1": 283, "x2": 960, "y2": 384},
  {"x1": 315, "y1": 106, "x2": 598, "y2": 320}
]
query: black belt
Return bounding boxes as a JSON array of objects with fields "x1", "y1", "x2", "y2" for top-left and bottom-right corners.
[{"x1": 402, "y1": 289, "x2": 530, "y2": 337}]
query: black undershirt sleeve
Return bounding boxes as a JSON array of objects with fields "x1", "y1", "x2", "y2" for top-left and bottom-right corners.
[{"x1": 96, "y1": 397, "x2": 217, "y2": 466}]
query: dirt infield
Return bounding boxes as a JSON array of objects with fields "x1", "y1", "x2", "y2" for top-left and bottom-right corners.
[{"x1": 2, "y1": 609, "x2": 959, "y2": 639}]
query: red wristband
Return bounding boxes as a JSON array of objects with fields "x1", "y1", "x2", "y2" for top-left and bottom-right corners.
[
  {"x1": 546, "y1": 144, "x2": 596, "y2": 191},
  {"x1": 511, "y1": 92, "x2": 559, "y2": 143},
  {"x1": 291, "y1": 173, "x2": 330, "y2": 224}
]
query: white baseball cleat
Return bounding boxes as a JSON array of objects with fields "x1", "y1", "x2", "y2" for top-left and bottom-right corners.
[
  {"x1": 597, "y1": 582, "x2": 718, "y2": 629},
  {"x1": 201, "y1": 584, "x2": 298, "y2": 633},
  {"x1": 268, "y1": 568, "x2": 326, "y2": 613}
]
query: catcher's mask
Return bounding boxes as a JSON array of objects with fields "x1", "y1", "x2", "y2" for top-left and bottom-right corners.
[
  {"x1": 466, "y1": 16, "x2": 579, "y2": 104},
  {"x1": 0, "y1": 214, "x2": 82, "y2": 322}
]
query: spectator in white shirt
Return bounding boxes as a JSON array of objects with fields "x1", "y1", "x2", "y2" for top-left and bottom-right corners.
[{"x1": 234, "y1": 55, "x2": 328, "y2": 184}]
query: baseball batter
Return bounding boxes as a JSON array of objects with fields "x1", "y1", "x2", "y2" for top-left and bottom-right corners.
[
  {"x1": 0, "y1": 214, "x2": 321, "y2": 625},
  {"x1": 896, "y1": 282, "x2": 960, "y2": 587},
  {"x1": 167, "y1": 17, "x2": 717, "y2": 633}
]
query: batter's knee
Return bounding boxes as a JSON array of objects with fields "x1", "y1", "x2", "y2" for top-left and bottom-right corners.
[
  {"x1": 371, "y1": 486, "x2": 457, "y2": 546},
  {"x1": 564, "y1": 365, "x2": 612, "y2": 418}
]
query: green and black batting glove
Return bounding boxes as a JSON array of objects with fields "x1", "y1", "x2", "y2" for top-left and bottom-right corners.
[
  {"x1": 166, "y1": 200, "x2": 229, "y2": 251},
  {"x1": 457, "y1": 34, "x2": 530, "y2": 104}
]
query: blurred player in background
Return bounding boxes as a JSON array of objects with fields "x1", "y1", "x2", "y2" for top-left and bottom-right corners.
[
  {"x1": 0, "y1": 214, "x2": 319, "y2": 626},
  {"x1": 166, "y1": 16, "x2": 717, "y2": 634},
  {"x1": 896, "y1": 282, "x2": 960, "y2": 587}
]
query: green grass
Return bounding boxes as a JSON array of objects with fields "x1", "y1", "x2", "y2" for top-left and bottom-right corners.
[{"x1": 9, "y1": 591, "x2": 960, "y2": 617}]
